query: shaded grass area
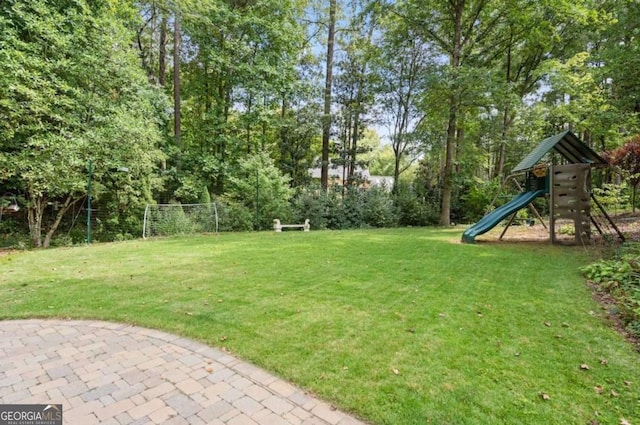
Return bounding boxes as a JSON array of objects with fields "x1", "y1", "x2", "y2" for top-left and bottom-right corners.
[{"x1": 1, "y1": 228, "x2": 639, "y2": 424}]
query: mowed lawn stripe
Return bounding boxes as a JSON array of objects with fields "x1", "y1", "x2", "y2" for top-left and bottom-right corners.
[{"x1": 1, "y1": 228, "x2": 638, "y2": 424}]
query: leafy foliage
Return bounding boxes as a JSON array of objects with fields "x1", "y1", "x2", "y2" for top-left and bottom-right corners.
[
  {"x1": 0, "y1": 0, "x2": 166, "y2": 247},
  {"x1": 177, "y1": 0, "x2": 305, "y2": 193},
  {"x1": 3, "y1": 0, "x2": 640, "y2": 244},
  {"x1": 592, "y1": 182, "x2": 630, "y2": 214},
  {"x1": 290, "y1": 184, "x2": 400, "y2": 230},
  {"x1": 581, "y1": 244, "x2": 640, "y2": 339},
  {"x1": 214, "y1": 200, "x2": 255, "y2": 232},
  {"x1": 609, "y1": 137, "x2": 640, "y2": 211},
  {"x1": 392, "y1": 181, "x2": 439, "y2": 226},
  {"x1": 224, "y1": 152, "x2": 294, "y2": 230},
  {"x1": 458, "y1": 177, "x2": 502, "y2": 223}
]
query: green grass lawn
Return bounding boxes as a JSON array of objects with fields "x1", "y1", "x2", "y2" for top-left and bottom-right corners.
[{"x1": 1, "y1": 228, "x2": 639, "y2": 424}]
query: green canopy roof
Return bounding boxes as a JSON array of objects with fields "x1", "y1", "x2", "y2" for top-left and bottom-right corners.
[{"x1": 511, "y1": 130, "x2": 607, "y2": 173}]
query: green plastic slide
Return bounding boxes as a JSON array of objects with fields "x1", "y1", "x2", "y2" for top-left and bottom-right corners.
[{"x1": 461, "y1": 190, "x2": 545, "y2": 243}]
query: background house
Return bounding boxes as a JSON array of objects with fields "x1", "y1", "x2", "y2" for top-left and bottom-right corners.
[{"x1": 308, "y1": 165, "x2": 394, "y2": 190}]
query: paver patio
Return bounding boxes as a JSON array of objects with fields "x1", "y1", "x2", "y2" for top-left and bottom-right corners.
[{"x1": 0, "y1": 319, "x2": 367, "y2": 425}]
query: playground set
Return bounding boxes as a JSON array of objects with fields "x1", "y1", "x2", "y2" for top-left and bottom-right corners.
[{"x1": 462, "y1": 130, "x2": 625, "y2": 244}]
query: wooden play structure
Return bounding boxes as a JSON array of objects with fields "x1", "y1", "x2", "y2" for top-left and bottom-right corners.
[{"x1": 462, "y1": 131, "x2": 624, "y2": 244}]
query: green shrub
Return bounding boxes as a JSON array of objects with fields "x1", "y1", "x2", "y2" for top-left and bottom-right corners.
[
  {"x1": 581, "y1": 244, "x2": 640, "y2": 338},
  {"x1": 362, "y1": 186, "x2": 398, "y2": 228},
  {"x1": 215, "y1": 200, "x2": 255, "y2": 232},
  {"x1": 558, "y1": 224, "x2": 575, "y2": 235},
  {"x1": 292, "y1": 183, "x2": 426, "y2": 230},
  {"x1": 0, "y1": 217, "x2": 30, "y2": 249},
  {"x1": 592, "y1": 182, "x2": 630, "y2": 214},
  {"x1": 289, "y1": 186, "x2": 333, "y2": 230},
  {"x1": 225, "y1": 152, "x2": 294, "y2": 230},
  {"x1": 342, "y1": 188, "x2": 365, "y2": 228},
  {"x1": 394, "y1": 188, "x2": 423, "y2": 226},
  {"x1": 459, "y1": 177, "x2": 501, "y2": 223}
]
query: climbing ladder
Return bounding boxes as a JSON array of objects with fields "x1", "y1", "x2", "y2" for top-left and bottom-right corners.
[{"x1": 590, "y1": 194, "x2": 625, "y2": 243}]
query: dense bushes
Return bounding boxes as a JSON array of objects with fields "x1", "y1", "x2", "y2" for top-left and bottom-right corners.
[
  {"x1": 581, "y1": 244, "x2": 640, "y2": 339},
  {"x1": 224, "y1": 153, "x2": 294, "y2": 230},
  {"x1": 393, "y1": 182, "x2": 440, "y2": 226},
  {"x1": 1, "y1": 175, "x2": 493, "y2": 247},
  {"x1": 289, "y1": 185, "x2": 399, "y2": 230},
  {"x1": 458, "y1": 178, "x2": 501, "y2": 223},
  {"x1": 221, "y1": 181, "x2": 444, "y2": 232}
]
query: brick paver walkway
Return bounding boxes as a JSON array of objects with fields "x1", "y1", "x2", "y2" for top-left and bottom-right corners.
[{"x1": 0, "y1": 319, "x2": 366, "y2": 425}]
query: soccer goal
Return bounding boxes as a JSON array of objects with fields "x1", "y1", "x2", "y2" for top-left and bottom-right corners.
[{"x1": 142, "y1": 203, "x2": 219, "y2": 239}]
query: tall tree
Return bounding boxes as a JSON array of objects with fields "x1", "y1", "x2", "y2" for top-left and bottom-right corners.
[
  {"x1": 0, "y1": 0, "x2": 167, "y2": 247},
  {"x1": 321, "y1": 0, "x2": 337, "y2": 190},
  {"x1": 392, "y1": 0, "x2": 511, "y2": 224},
  {"x1": 333, "y1": 8, "x2": 378, "y2": 187},
  {"x1": 477, "y1": 1, "x2": 600, "y2": 176},
  {"x1": 491, "y1": 2, "x2": 557, "y2": 176},
  {"x1": 591, "y1": 0, "x2": 640, "y2": 143},
  {"x1": 176, "y1": 0, "x2": 305, "y2": 196},
  {"x1": 374, "y1": 15, "x2": 432, "y2": 192},
  {"x1": 173, "y1": 7, "x2": 181, "y2": 149}
]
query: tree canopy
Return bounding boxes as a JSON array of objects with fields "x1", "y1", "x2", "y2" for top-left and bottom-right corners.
[
  {"x1": 1, "y1": 0, "x2": 640, "y2": 246},
  {"x1": 0, "y1": 0, "x2": 166, "y2": 247}
]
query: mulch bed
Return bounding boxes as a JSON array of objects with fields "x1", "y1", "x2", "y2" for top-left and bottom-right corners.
[{"x1": 474, "y1": 213, "x2": 640, "y2": 245}]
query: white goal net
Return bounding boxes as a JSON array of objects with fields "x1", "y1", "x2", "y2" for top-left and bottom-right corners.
[{"x1": 142, "y1": 203, "x2": 218, "y2": 238}]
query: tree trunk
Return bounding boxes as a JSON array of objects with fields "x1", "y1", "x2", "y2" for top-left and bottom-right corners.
[
  {"x1": 439, "y1": 1, "x2": 463, "y2": 226},
  {"x1": 159, "y1": 14, "x2": 167, "y2": 86},
  {"x1": 43, "y1": 196, "x2": 76, "y2": 248},
  {"x1": 494, "y1": 30, "x2": 513, "y2": 178},
  {"x1": 393, "y1": 151, "x2": 401, "y2": 193},
  {"x1": 173, "y1": 10, "x2": 181, "y2": 149},
  {"x1": 246, "y1": 92, "x2": 253, "y2": 153},
  {"x1": 495, "y1": 107, "x2": 508, "y2": 178},
  {"x1": 321, "y1": 0, "x2": 336, "y2": 190},
  {"x1": 27, "y1": 194, "x2": 82, "y2": 248},
  {"x1": 351, "y1": 24, "x2": 374, "y2": 182},
  {"x1": 440, "y1": 96, "x2": 458, "y2": 226},
  {"x1": 27, "y1": 195, "x2": 44, "y2": 248}
]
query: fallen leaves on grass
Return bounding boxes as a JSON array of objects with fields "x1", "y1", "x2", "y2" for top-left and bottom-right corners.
[
  {"x1": 580, "y1": 364, "x2": 590, "y2": 370},
  {"x1": 539, "y1": 392, "x2": 551, "y2": 401},
  {"x1": 594, "y1": 385, "x2": 604, "y2": 394},
  {"x1": 391, "y1": 368, "x2": 400, "y2": 375}
]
